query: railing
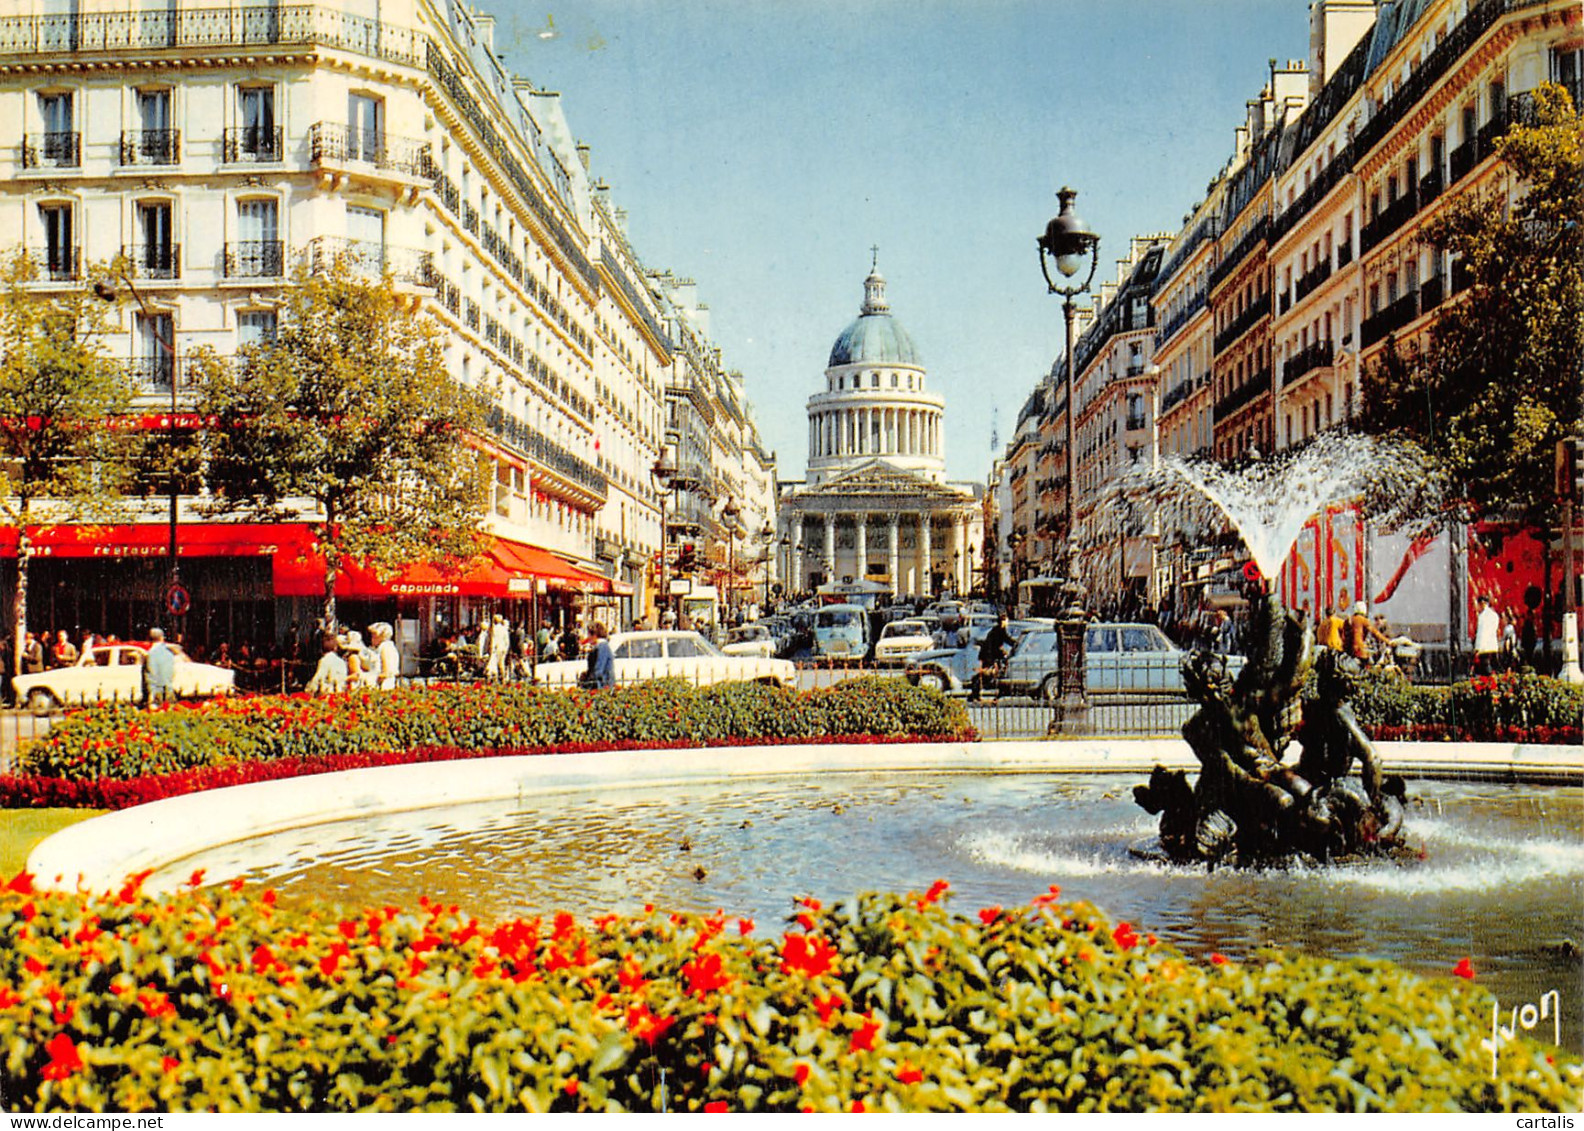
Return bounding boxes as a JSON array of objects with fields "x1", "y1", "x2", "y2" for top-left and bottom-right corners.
[
  {"x1": 1209, "y1": 217, "x2": 1269, "y2": 291},
  {"x1": 306, "y1": 237, "x2": 433, "y2": 286},
  {"x1": 1159, "y1": 380, "x2": 1195, "y2": 415},
  {"x1": 1449, "y1": 137, "x2": 1476, "y2": 184},
  {"x1": 1212, "y1": 368, "x2": 1271, "y2": 423},
  {"x1": 124, "y1": 243, "x2": 180, "y2": 280},
  {"x1": 600, "y1": 249, "x2": 671, "y2": 353},
  {"x1": 223, "y1": 126, "x2": 283, "y2": 163},
  {"x1": 1360, "y1": 189, "x2": 1419, "y2": 254},
  {"x1": 21, "y1": 131, "x2": 79, "y2": 168},
  {"x1": 430, "y1": 168, "x2": 461, "y2": 215},
  {"x1": 1125, "y1": 413, "x2": 1148, "y2": 432},
  {"x1": 1271, "y1": 145, "x2": 1354, "y2": 240},
  {"x1": 223, "y1": 240, "x2": 285, "y2": 279},
  {"x1": 1153, "y1": 288, "x2": 1205, "y2": 351},
  {"x1": 1278, "y1": 290, "x2": 1292, "y2": 315},
  {"x1": 1282, "y1": 339, "x2": 1334, "y2": 387},
  {"x1": 1293, "y1": 258, "x2": 1333, "y2": 304},
  {"x1": 34, "y1": 245, "x2": 80, "y2": 282},
  {"x1": 119, "y1": 129, "x2": 180, "y2": 165},
  {"x1": 1337, "y1": 240, "x2": 1354, "y2": 269},
  {"x1": 1419, "y1": 167, "x2": 1444, "y2": 208},
  {"x1": 127, "y1": 355, "x2": 179, "y2": 391},
  {"x1": 1420, "y1": 274, "x2": 1445, "y2": 313},
  {"x1": 461, "y1": 202, "x2": 479, "y2": 236},
  {"x1": 1212, "y1": 294, "x2": 1270, "y2": 355},
  {"x1": 1451, "y1": 259, "x2": 1474, "y2": 296},
  {"x1": 308, "y1": 122, "x2": 430, "y2": 178},
  {"x1": 463, "y1": 298, "x2": 480, "y2": 332},
  {"x1": 0, "y1": 5, "x2": 425, "y2": 68},
  {"x1": 1360, "y1": 288, "x2": 1420, "y2": 347},
  {"x1": 484, "y1": 406, "x2": 607, "y2": 499}
]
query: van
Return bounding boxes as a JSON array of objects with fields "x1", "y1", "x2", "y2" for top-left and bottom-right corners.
[{"x1": 813, "y1": 603, "x2": 869, "y2": 659}]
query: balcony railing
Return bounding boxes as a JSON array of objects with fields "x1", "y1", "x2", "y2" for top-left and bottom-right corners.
[
  {"x1": 223, "y1": 240, "x2": 284, "y2": 279},
  {"x1": 1282, "y1": 339, "x2": 1334, "y2": 387},
  {"x1": 306, "y1": 237, "x2": 434, "y2": 286},
  {"x1": 460, "y1": 202, "x2": 479, "y2": 237},
  {"x1": 1419, "y1": 167, "x2": 1444, "y2": 208},
  {"x1": 1212, "y1": 294, "x2": 1270, "y2": 356},
  {"x1": 1360, "y1": 189, "x2": 1419, "y2": 254},
  {"x1": 124, "y1": 242, "x2": 180, "y2": 280},
  {"x1": 1271, "y1": 144, "x2": 1355, "y2": 240},
  {"x1": 1213, "y1": 368, "x2": 1272, "y2": 424},
  {"x1": 308, "y1": 122, "x2": 430, "y2": 178},
  {"x1": 1337, "y1": 240, "x2": 1354, "y2": 269},
  {"x1": 1360, "y1": 288, "x2": 1421, "y2": 347},
  {"x1": 127, "y1": 355, "x2": 181, "y2": 392},
  {"x1": 1153, "y1": 288, "x2": 1206, "y2": 351},
  {"x1": 1420, "y1": 274, "x2": 1445, "y2": 313},
  {"x1": 21, "y1": 131, "x2": 79, "y2": 168},
  {"x1": 1293, "y1": 258, "x2": 1333, "y2": 304},
  {"x1": 429, "y1": 168, "x2": 460, "y2": 215},
  {"x1": 119, "y1": 129, "x2": 180, "y2": 166},
  {"x1": 34, "y1": 245, "x2": 80, "y2": 282},
  {"x1": 222, "y1": 126, "x2": 282, "y2": 163},
  {"x1": 1209, "y1": 217, "x2": 1270, "y2": 291},
  {"x1": 0, "y1": 5, "x2": 425, "y2": 68},
  {"x1": 463, "y1": 298, "x2": 480, "y2": 332}
]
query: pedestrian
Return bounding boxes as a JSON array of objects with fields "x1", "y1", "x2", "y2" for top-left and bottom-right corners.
[
  {"x1": 305, "y1": 634, "x2": 349, "y2": 695},
  {"x1": 369, "y1": 622, "x2": 400, "y2": 690},
  {"x1": 1473, "y1": 595, "x2": 1501, "y2": 675},
  {"x1": 51, "y1": 629, "x2": 78, "y2": 668},
  {"x1": 145, "y1": 627, "x2": 176, "y2": 706},
  {"x1": 1345, "y1": 601, "x2": 1389, "y2": 663},
  {"x1": 1321, "y1": 606, "x2": 1346, "y2": 652},
  {"x1": 582, "y1": 621, "x2": 615, "y2": 689},
  {"x1": 969, "y1": 612, "x2": 1013, "y2": 702},
  {"x1": 559, "y1": 621, "x2": 581, "y2": 662},
  {"x1": 1212, "y1": 609, "x2": 1238, "y2": 655},
  {"x1": 21, "y1": 632, "x2": 44, "y2": 675},
  {"x1": 486, "y1": 614, "x2": 511, "y2": 682}
]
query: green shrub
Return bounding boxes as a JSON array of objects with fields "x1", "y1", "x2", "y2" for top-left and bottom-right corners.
[
  {"x1": 15, "y1": 680, "x2": 971, "y2": 783},
  {"x1": 0, "y1": 875, "x2": 1573, "y2": 1112},
  {"x1": 1340, "y1": 670, "x2": 1581, "y2": 742}
]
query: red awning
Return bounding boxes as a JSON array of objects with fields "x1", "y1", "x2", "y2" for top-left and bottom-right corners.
[
  {"x1": 490, "y1": 539, "x2": 615, "y2": 595},
  {"x1": 272, "y1": 542, "x2": 517, "y2": 599},
  {"x1": 0, "y1": 522, "x2": 314, "y2": 559}
]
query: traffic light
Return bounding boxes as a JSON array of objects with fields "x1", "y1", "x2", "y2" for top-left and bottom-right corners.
[{"x1": 677, "y1": 542, "x2": 696, "y2": 573}]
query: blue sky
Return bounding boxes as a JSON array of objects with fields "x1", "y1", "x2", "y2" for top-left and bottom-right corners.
[{"x1": 497, "y1": 1, "x2": 1311, "y2": 484}]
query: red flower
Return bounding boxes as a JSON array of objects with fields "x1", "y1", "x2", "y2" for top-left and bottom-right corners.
[
  {"x1": 227, "y1": 877, "x2": 246, "y2": 893},
  {"x1": 625, "y1": 1003, "x2": 677, "y2": 1046},
  {"x1": 737, "y1": 917, "x2": 755, "y2": 936},
  {"x1": 617, "y1": 955, "x2": 648, "y2": 994},
  {"x1": 160, "y1": 1056, "x2": 179, "y2": 1075},
  {"x1": 815, "y1": 994, "x2": 843, "y2": 1024},
  {"x1": 1209, "y1": 953, "x2": 1228, "y2": 966},
  {"x1": 23, "y1": 957, "x2": 45, "y2": 976},
  {"x1": 5, "y1": 871, "x2": 35, "y2": 895},
  {"x1": 1032, "y1": 884, "x2": 1063, "y2": 907},
  {"x1": 780, "y1": 934, "x2": 839, "y2": 979},
  {"x1": 978, "y1": 907, "x2": 1002, "y2": 925},
  {"x1": 116, "y1": 869, "x2": 154, "y2": 904},
  {"x1": 897, "y1": 1062, "x2": 924, "y2": 1085},
  {"x1": 1112, "y1": 922, "x2": 1139, "y2": 951},
  {"x1": 704, "y1": 1102, "x2": 729, "y2": 1113},
  {"x1": 853, "y1": 1101, "x2": 867, "y2": 1113},
  {"x1": 915, "y1": 879, "x2": 950, "y2": 910},
  {"x1": 794, "y1": 1063, "x2": 811, "y2": 1086},
  {"x1": 563, "y1": 1078, "x2": 579, "y2": 1096},
  {"x1": 41, "y1": 1033, "x2": 84, "y2": 1080},
  {"x1": 849, "y1": 1015, "x2": 881, "y2": 1053},
  {"x1": 681, "y1": 952, "x2": 732, "y2": 998},
  {"x1": 0, "y1": 986, "x2": 20, "y2": 1009},
  {"x1": 1452, "y1": 957, "x2": 1476, "y2": 980},
  {"x1": 138, "y1": 989, "x2": 174, "y2": 1019}
]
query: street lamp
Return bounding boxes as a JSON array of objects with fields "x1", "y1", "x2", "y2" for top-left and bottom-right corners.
[
  {"x1": 651, "y1": 448, "x2": 677, "y2": 624},
  {"x1": 759, "y1": 521, "x2": 775, "y2": 609},
  {"x1": 94, "y1": 265, "x2": 183, "y2": 618},
  {"x1": 779, "y1": 534, "x2": 792, "y2": 599},
  {"x1": 1037, "y1": 186, "x2": 1101, "y2": 598},
  {"x1": 721, "y1": 498, "x2": 741, "y2": 622}
]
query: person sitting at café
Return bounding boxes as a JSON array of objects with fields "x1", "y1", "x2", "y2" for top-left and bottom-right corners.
[{"x1": 305, "y1": 634, "x2": 348, "y2": 695}]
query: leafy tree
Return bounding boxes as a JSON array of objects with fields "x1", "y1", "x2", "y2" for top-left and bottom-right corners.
[
  {"x1": 194, "y1": 255, "x2": 490, "y2": 629},
  {"x1": 0, "y1": 251, "x2": 140, "y2": 677},
  {"x1": 1362, "y1": 82, "x2": 1583, "y2": 526}
]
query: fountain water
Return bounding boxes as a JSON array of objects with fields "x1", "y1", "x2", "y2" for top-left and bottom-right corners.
[{"x1": 1134, "y1": 434, "x2": 1441, "y2": 867}]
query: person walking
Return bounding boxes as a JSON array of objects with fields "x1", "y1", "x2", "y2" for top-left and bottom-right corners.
[
  {"x1": 1212, "y1": 609, "x2": 1238, "y2": 655},
  {"x1": 582, "y1": 622, "x2": 615, "y2": 690},
  {"x1": 486, "y1": 614, "x2": 511, "y2": 682},
  {"x1": 21, "y1": 632, "x2": 44, "y2": 675},
  {"x1": 1473, "y1": 595, "x2": 1502, "y2": 675},
  {"x1": 1321, "y1": 606, "x2": 1346, "y2": 652},
  {"x1": 370, "y1": 622, "x2": 400, "y2": 690},
  {"x1": 145, "y1": 627, "x2": 176, "y2": 706},
  {"x1": 559, "y1": 622, "x2": 581, "y2": 663},
  {"x1": 51, "y1": 630, "x2": 78, "y2": 669},
  {"x1": 1345, "y1": 601, "x2": 1389, "y2": 663}
]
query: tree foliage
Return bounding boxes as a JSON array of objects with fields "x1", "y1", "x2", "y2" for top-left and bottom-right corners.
[
  {"x1": 1362, "y1": 83, "x2": 1584, "y2": 525},
  {"x1": 194, "y1": 256, "x2": 490, "y2": 626},
  {"x1": 0, "y1": 251, "x2": 139, "y2": 672}
]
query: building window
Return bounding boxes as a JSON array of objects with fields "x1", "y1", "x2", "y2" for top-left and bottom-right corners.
[
  {"x1": 134, "y1": 311, "x2": 175, "y2": 390},
  {"x1": 228, "y1": 198, "x2": 281, "y2": 277},
  {"x1": 132, "y1": 201, "x2": 177, "y2": 279},
  {"x1": 238, "y1": 310, "x2": 277, "y2": 348},
  {"x1": 231, "y1": 85, "x2": 279, "y2": 161},
  {"x1": 126, "y1": 89, "x2": 177, "y2": 164},
  {"x1": 348, "y1": 92, "x2": 383, "y2": 162},
  {"x1": 346, "y1": 205, "x2": 385, "y2": 271},
  {"x1": 37, "y1": 202, "x2": 75, "y2": 280},
  {"x1": 33, "y1": 91, "x2": 77, "y2": 166}
]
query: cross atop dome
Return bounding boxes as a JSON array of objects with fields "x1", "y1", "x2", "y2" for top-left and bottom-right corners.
[{"x1": 862, "y1": 250, "x2": 889, "y2": 315}]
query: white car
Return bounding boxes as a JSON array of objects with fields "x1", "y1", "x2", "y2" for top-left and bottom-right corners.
[
  {"x1": 13, "y1": 643, "x2": 236, "y2": 714},
  {"x1": 873, "y1": 618, "x2": 935, "y2": 664},
  {"x1": 722, "y1": 624, "x2": 776, "y2": 658},
  {"x1": 532, "y1": 630, "x2": 795, "y2": 690}
]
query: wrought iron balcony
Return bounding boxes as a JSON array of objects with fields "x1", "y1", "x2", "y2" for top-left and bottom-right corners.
[
  {"x1": 222, "y1": 126, "x2": 283, "y2": 163},
  {"x1": 1418, "y1": 168, "x2": 1444, "y2": 208},
  {"x1": 306, "y1": 237, "x2": 434, "y2": 287},
  {"x1": 119, "y1": 129, "x2": 180, "y2": 166},
  {"x1": 308, "y1": 122, "x2": 430, "y2": 178},
  {"x1": 1293, "y1": 257, "x2": 1333, "y2": 304},
  {"x1": 1282, "y1": 339, "x2": 1334, "y2": 387},
  {"x1": 1212, "y1": 368, "x2": 1271, "y2": 424},
  {"x1": 123, "y1": 243, "x2": 180, "y2": 280},
  {"x1": 1212, "y1": 295, "x2": 1271, "y2": 356},
  {"x1": 223, "y1": 240, "x2": 284, "y2": 279},
  {"x1": 1209, "y1": 217, "x2": 1270, "y2": 291},
  {"x1": 33, "y1": 245, "x2": 80, "y2": 282},
  {"x1": 1419, "y1": 274, "x2": 1445, "y2": 313},
  {"x1": 22, "y1": 131, "x2": 79, "y2": 168},
  {"x1": 484, "y1": 407, "x2": 607, "y2": 500},
  {"x1": 128, "y1": 355, "x2": 179, "y2": 392},
  {"x1": 1360, "y1": 189, "x2": 1419, "y2": 254},
  {"x1": 1360, "y1": 289, "x2": 1420, "y2": 347}
]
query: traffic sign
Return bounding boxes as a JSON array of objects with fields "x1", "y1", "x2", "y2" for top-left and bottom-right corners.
[{"x1": 166, "y1": 582, "x2": 191, "y2": 617}]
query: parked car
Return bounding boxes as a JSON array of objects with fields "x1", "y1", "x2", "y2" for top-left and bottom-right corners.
[
  {"x1": 873, "y1": 618, "x2": 936, "y2": 664},
  {"x1": 1000, "y1": 622, "x2": 1246, "y2": 700},
  {"x1": 903, "y1": 643, "x2": 980, "y2": 695},
  {"x1": 723, "y1": 624, "x2": 776, "y2": 658},
  {"x1": 13, "y1": 642, "x2": 235, "y2": 714},
  {"x1": 532, "y1": 630, "x2": 795, "y2": 690}
]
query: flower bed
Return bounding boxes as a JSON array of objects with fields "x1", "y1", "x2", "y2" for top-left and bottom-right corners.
[
  {"x1": 5, "y1": 679, "x2": 972, "y2": 808},
  {"x1": 1348, "y1": 671, "x2": 1582, "y2": 745},
  {"x1": 1, "y1": 873, "x2": 1573, "y2": 1113}
]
